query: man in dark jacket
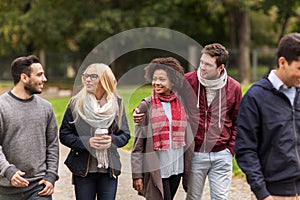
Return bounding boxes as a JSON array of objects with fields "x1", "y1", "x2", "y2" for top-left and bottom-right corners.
[{"x1": 235, "y1": 32, "x2": 300, "y2": 200}]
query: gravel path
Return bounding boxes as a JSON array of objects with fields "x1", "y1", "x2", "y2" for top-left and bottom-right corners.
[
  {"x1": 0, "y1": 89, "x2": 253, "y2": 199},
  {"x1": 53, "y1": 144, "x2": 253, "y2": 200}
]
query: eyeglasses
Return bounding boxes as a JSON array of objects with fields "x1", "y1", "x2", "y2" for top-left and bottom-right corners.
[{"x1": 82, "y1": 73, "x2": 99, "y2": 81}]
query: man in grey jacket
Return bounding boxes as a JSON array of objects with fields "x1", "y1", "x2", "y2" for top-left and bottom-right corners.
[{"x1": 0, "y1": 55, "x2": 59, "y2": 199}]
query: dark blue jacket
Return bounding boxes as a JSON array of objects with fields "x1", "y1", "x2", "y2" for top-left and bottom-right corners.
[
  {"x1": 59, "y1": 98, "x2": 130, "y2": 178},
  {"x1": 235, "y1": 77, "x2": 300, "y2": 200}
]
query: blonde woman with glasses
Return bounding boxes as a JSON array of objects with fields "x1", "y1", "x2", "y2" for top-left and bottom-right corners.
[{"x1": 59, "y1": 63, "x2": 130, "y2": 200}]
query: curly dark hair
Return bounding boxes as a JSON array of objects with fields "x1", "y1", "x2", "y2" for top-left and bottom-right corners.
[{"x1": 144, "y1": 57, "x2": 185, "y2": 89}]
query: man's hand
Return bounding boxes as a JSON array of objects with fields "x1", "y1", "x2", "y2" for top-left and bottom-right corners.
[
  {"x1": 133, "y1": 178, "x2": 143, "y2": 193},
  {"x1": 133, "y1": 108, "x2": 145, "y2": 124},
  {"x1": 89, "y1": 135, "x2": 112, "y2": 150},
  {"x1": 38, "y1": 180, "x2": 54, "y2": 196},
  {"x1": 11, "y1": 170, "x2": 29, "y2": 187}
]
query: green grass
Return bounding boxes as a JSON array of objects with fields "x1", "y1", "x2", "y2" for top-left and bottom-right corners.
[
  {"x1": 48, "y1": 84, "x2": 251, "y2": 177},
  {"x1": 48, "y1": 97, "x2": 70, "y2": 125},
  {"x1": 0, "y1": 81, "x2": 12, "y2": 87},
  {"x1": 118, "y1": 85, "x2": 152, "y2": 149}
]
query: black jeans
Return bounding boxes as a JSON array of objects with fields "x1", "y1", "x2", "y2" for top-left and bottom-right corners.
[
  {"x1": 73, "y1": 172, "x2": 118, "y2": 200},
  {"x1": 162, "y1": 174, "x2": 182, "y2": 200}
]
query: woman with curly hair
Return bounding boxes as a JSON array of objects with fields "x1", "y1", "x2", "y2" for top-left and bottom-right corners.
[{"x1": 131, "y1": 57, "x2": 194, "y2": 200}]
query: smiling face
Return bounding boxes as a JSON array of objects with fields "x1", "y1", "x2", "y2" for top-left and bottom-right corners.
[
  {"x1": 24, "y1": 63, "x2": 47, "y2": 95},
  {"x1": 199, "y1": 53, "x2": 224, "y2": 80},
  {"x1": 152, "y1": 69, "x2": 173, "y2": 95},
  {"x1": 277, "y1": 57, "x2": 300, "y2": 87}
]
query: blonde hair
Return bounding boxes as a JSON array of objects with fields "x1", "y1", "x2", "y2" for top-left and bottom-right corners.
[{"x1": 70, "y1": 63, "x2": 118, "y2": 122}]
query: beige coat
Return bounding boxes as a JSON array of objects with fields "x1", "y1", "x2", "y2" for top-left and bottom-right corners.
[{"x1": 131, "y1": 96, "x2": 194, "y2": 200}]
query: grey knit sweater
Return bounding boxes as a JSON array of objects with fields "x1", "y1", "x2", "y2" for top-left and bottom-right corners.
[{"x1": 0, "y1": 91, "x2": 59, "y2": 194}]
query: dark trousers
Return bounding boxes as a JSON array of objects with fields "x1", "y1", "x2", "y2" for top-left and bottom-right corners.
[
  {"x1": 162, "y1": 174, "x2": 182, "y2": 200},
  {"x1": 73, "y1": 172, "x2": 118, "y2": 200}
]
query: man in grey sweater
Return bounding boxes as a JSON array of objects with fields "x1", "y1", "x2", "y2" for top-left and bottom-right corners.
[{"x1": 0, "y1": 55, "x2": 59, "y2": 199}]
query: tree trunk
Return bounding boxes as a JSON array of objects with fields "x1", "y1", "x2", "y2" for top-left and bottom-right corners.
[
  {"x1": 237, "y1": 8, "x2": 251, "y2": 84},
  {"x1": 278, "y1": 13, "x2": 290, "y2": 42},
  {"x1": 223, "y1": 0, "x2": 251, "y2": 83}
]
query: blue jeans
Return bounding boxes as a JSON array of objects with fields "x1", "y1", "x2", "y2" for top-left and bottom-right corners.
[
  {"x1": 186, "y1": 149, "x2": 232, "y2": 200},
  {"x1": 73, "y1": 172, "x2": 118, "y2": 200},
  {"x1": 0, "y1": 184, "x2": 52, "y2": 200}
]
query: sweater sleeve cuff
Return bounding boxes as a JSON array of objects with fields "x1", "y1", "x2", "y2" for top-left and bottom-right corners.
[
  {"x1": 4, "y1": 166, "x2": 19, "y2": 181},
  {"x1": 253, "y1": 185, "x2": 270, "y2": 200},
  {"x1": 44, "y1": 172, "x2": 59, "y2": 185},
  {"x1": 110, "y1": 134, "x2": 118, "y2": 149}
]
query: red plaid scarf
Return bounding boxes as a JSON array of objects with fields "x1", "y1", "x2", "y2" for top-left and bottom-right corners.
[{"x1": 151, "y1": 90, "x2": 187, "y2": 150}]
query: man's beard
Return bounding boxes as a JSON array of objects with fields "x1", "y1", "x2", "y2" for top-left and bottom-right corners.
[{"x1": 24, "y1": 81, "x2": 42, "y2": 95}]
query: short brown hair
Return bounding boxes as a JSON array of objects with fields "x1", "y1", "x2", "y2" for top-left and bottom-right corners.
[
  {"x1": 201, "y1": 43, "x2": 229, "y2": 68},
  {"x1": 277, "y1": 32, "x2": 300, "y2": 66},
  {"x1": 144, "y1": 57, "x2": 185, "y2": 89}
]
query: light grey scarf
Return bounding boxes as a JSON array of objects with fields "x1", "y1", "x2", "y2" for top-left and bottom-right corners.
[
  {"x1": 197, "y1": 68, "x2": 228, "y2": 128},
  {"x1": 197, "y1": 68, "x2": 228, "y2": 90},
  {"x1": 78, "y1": 93, "x2": 118, "y2": 129}
]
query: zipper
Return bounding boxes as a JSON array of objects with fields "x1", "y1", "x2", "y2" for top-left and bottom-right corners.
[
  {"x1": 293, "y1": 90, "x2": 300, "y2": 196},
  {"x1": 108, "y1": 124, "x2": 117, "y2": 179},
  {"x1": 294, "y1": 181, "x2": 299, "y2": 196},
  {"x1": 204, "y1": 110, "x2": 208, "y2": 152},
  {"x1": 293, "y1": 91, "x2": 300, "y2": 167},
  {"x1": 84, "y1": 154, "x2": 91, "y2": 177},
  {"x1": 203, "y1": 90, "x2": 208, "y2": 153},
  {"x1": 109, "y1": 151, "x2": 117, "y2": 179},
  {"x1": 81, "y1": 127, "x2": 93, "y2": 177},
  {"x1": 292, "y1": 108, "x2": 299, "y2": 163},
  {"x1": 82, "y1": 128, "x2": 93, "y2": 177}
]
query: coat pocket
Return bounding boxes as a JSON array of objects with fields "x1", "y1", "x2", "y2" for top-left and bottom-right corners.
[{"x1": 64, "y1": 149, "x2": 89, "y2": 177}]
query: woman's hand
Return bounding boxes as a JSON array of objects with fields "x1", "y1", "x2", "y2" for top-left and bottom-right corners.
[
  {"x1": 133, "y1": 178, "x2": 143, "y2": 193},
  {"x1": 89, "y1": 135, "x2": 112, "y2": 150}
]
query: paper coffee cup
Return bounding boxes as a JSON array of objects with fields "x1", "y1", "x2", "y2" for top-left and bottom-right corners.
[{"x1": 95, "y1": 128, "x2": 108, "y2": 136}]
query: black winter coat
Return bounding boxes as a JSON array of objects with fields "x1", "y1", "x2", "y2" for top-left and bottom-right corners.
[{"x1": 59, "y1": 98, "x2": 130, "y2": 178}]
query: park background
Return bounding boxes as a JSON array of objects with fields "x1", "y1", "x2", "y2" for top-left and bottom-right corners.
[{"x1": 0, "y1": 0, "x2": 300, "y2": 196}]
